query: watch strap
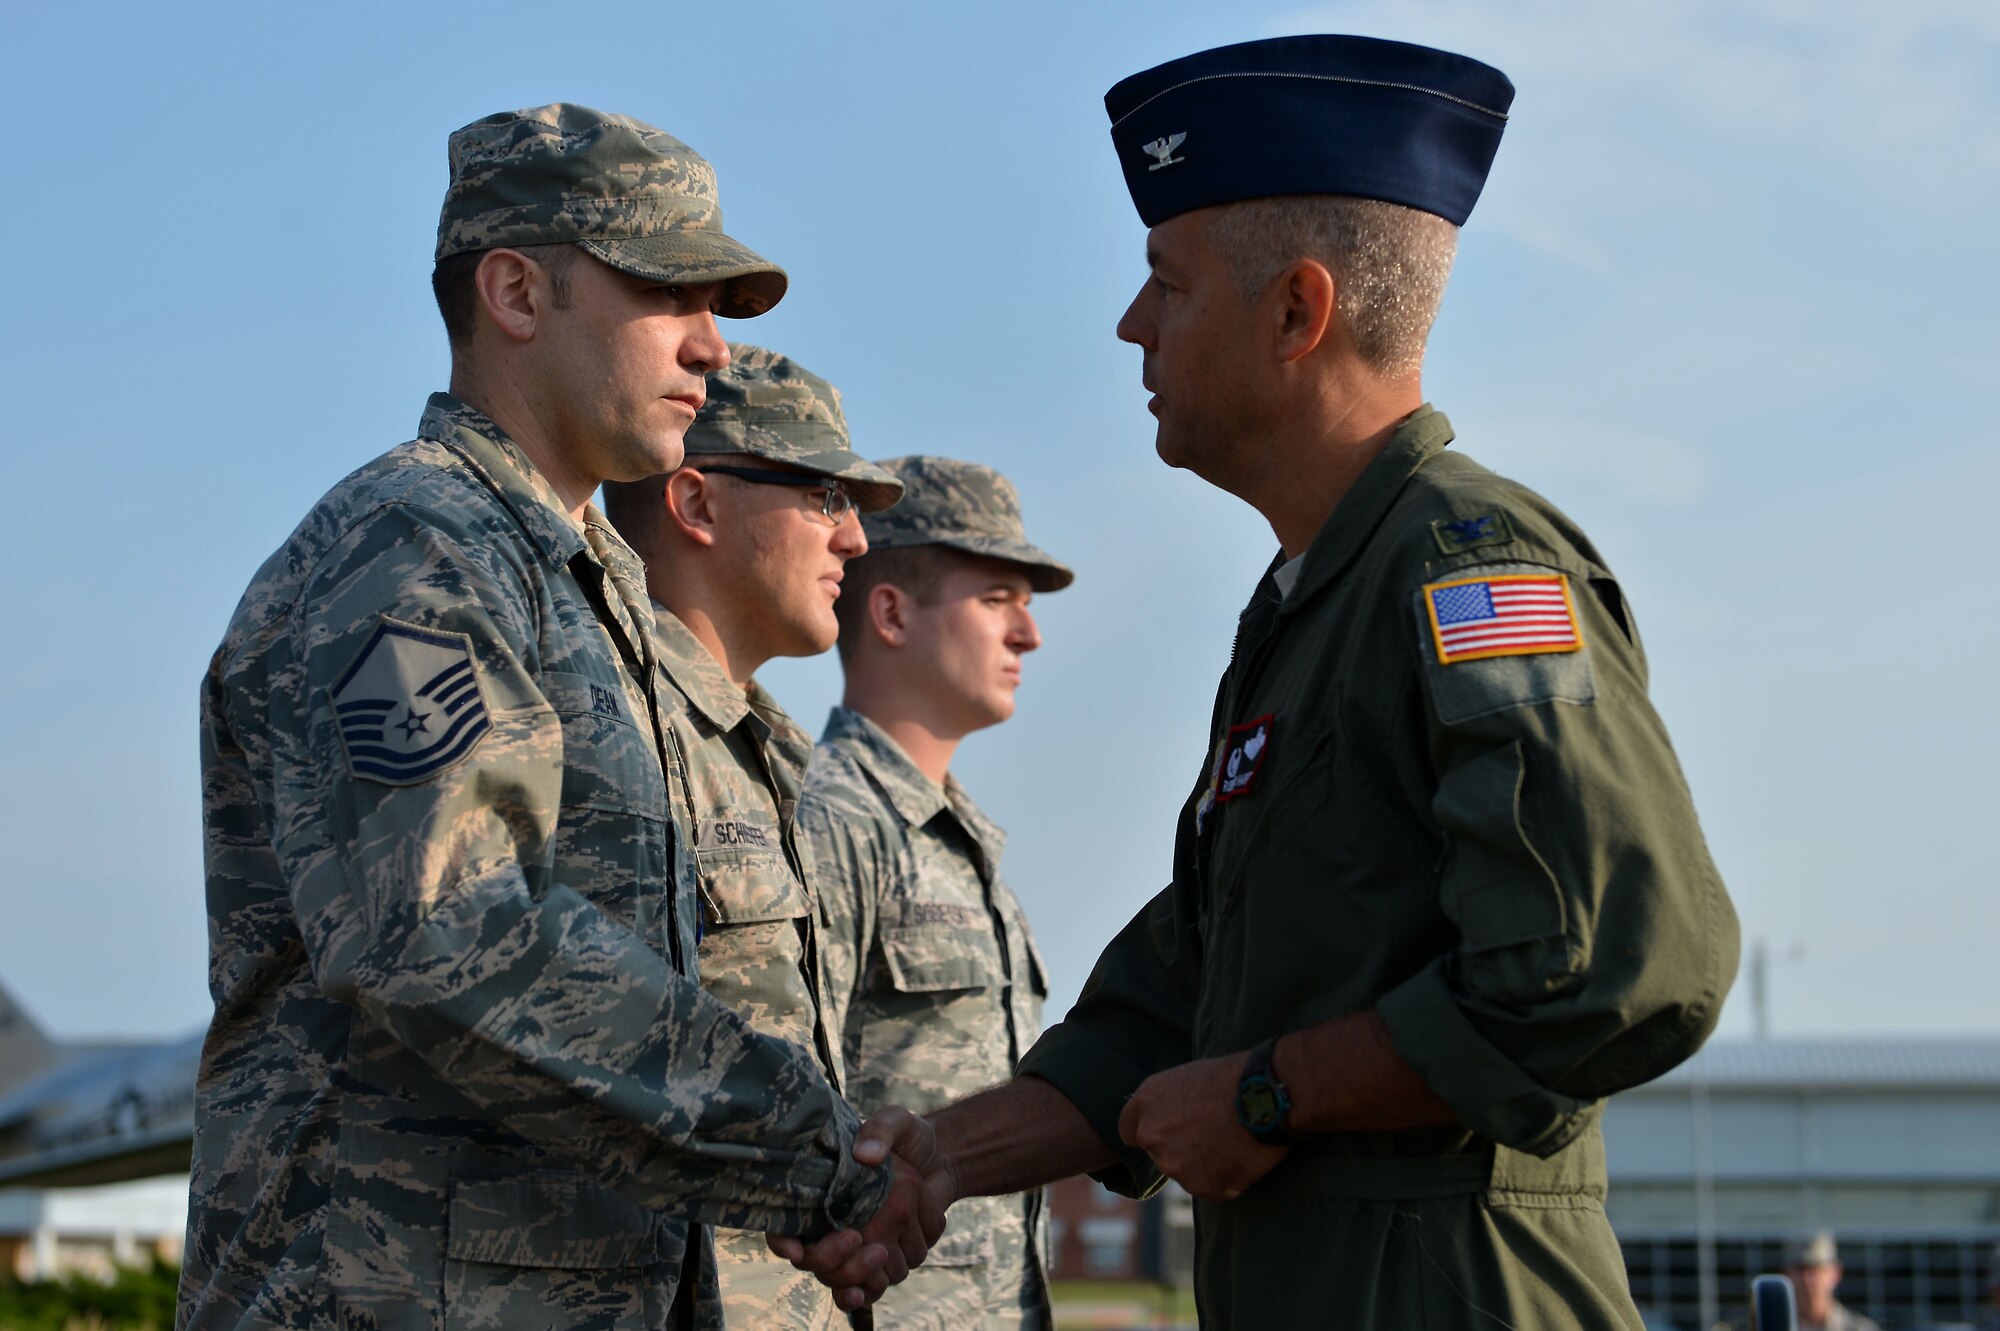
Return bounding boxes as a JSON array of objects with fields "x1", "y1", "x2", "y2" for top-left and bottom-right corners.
[{"x1": 1235, "y1": 1035, "x2": 1297, "y2": 1146}]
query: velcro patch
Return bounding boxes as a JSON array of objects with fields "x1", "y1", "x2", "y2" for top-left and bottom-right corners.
[
  {"x1": 1214, "y1": 714, "x2": 1275, "y2": 803},
  {"x1": 1423, "y1": 574, "x2": 1583, "y2": 665},
  {"x1": 1430, "y1": 510, "x2": 1515, "y2": 555},
  {"x1": 699, "y1": 820, "x2": 774, "y2": 850},
  {"x1": 332, "y1": 618, "x2": 492, "y2": 785}
]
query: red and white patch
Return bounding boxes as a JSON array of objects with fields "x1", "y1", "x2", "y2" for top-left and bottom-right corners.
[{"x1": 1214, "y1": 714, "x2": 1276, "y2": 803}]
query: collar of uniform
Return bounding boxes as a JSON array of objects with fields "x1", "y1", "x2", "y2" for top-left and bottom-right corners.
[
  {"x1": 819, "y1": 706, "x2": 950, "y2": 828},
  {"x1": 1278, "y1": 405, "x2": 1456, "y2": 614},
  {"x1": 649, "y1": 600, "x2": 753, "y2": 731},
  {"x1": 944, "y1": 781, "x2": 1007, "y2": 872},
  {"x1": 745, "y1": 679, "x2": 809, "y2": 752},
  {"x1": 419, "y1": 393, "x2": 588, "y2": 567}
]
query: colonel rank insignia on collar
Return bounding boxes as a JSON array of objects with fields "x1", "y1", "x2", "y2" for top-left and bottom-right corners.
[{"x1": 332, "y1": 617, "x2": 493, "y2": 784}]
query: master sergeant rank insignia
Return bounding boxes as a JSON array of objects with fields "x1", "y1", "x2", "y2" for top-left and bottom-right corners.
[{"x1": 331, "y1": 617, "x2": 493, "y2": 784}]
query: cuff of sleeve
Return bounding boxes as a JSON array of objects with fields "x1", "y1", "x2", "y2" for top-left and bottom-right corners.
[
  {"x1": 815, "y1": 1095, "x2": 894, "y2": 1234},
  {"x1": 1017, "y1": 1023, "x2": 1164, "y2": 1200},
  {"x1": 1377, "y1": 957, "x2": 1589, "y2": 1158}
]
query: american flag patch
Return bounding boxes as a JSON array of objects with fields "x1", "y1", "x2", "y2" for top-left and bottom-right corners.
[{"x1": 1423, "y1": 574, "x2": 1583, "y2": 665}]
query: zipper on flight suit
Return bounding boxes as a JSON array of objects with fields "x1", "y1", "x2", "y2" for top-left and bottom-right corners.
[{"x1": 1191, "y1": 583, "x2": 1287, "y2": 1047}]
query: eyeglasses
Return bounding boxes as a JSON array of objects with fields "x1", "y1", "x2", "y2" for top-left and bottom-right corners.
[{"x1": 697, "y1": 465, "x2": 855, "y2": 525}]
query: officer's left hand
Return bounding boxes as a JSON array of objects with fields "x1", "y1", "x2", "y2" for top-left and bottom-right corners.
[{"x1": 1118, "y1": 1052, "x2": 1290, "y2": 1201}]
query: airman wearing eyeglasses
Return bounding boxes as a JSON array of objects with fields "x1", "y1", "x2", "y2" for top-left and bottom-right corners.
[{"x1": 602, "y1": 344, "x2": 904, "y2": 1330}]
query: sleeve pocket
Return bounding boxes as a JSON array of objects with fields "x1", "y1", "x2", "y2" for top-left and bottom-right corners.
[{"x1": 1434, "y1": 742, "x2": 1567, "y2": 954}]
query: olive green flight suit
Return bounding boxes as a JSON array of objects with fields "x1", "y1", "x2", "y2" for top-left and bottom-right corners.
[{"x1": 1019, "y1": 407, "x2": 1738, "y2": 1328}]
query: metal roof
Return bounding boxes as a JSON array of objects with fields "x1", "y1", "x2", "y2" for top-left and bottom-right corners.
[{"x1": 1634, "y1": 1037, "x2": 2000, "y2": 1090}]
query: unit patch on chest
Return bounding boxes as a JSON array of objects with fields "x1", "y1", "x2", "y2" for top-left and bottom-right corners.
[
  {"x1": 1215, "y1": 715, "x2": 1275, "y2": 803},
  {"x1": 331, "y1": 617, "x2": 492, "y2": 785}
]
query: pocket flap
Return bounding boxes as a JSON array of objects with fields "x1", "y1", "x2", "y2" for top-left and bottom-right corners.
[
  {"x1": 881, "y1": 924, "x2": 998, "y2": 994},
  {"x1": 698, "y1": 846, "x2": 812, "y2": 925},
  {"x1": 446, "y1": 1175, "x2": 655, "y2": 1269}
]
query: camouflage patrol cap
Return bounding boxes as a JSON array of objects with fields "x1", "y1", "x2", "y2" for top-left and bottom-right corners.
[
  {"x1": 861, "y1": 456, "x2": 1074, "y2": 592},
  {"x1": 1784, "y1": 1231, "x2": 1840, "y2": 1267},
  {"x1": 684, "y1": 345, "x2": 904, "y2": 513},
  {"x1": 437, "y1": 103, "x2": 785, "y2": 318}
]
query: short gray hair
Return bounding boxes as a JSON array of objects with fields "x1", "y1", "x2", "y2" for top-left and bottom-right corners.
[{"x1": 1204, "y1": 196, "x2": 1457, "y2": 379}]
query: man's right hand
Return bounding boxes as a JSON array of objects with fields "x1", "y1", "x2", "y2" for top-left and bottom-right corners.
[{"x1": 769, "y1": 1107, "x2": 956, "y2": 1310}]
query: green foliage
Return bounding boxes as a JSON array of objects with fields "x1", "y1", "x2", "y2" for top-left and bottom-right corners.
[
  {"x1": 1050, "y1": 1278, "x2": 1199, "y2": 1327},
  {"x1": 0, "y1": 1259, "x2": 178, "y2": 1331}
]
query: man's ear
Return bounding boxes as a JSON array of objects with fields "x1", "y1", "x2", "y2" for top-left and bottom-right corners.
[
  {"x1": 663, "y1": 469, "x2": 721, "y2": 549},
  {"x1": 1272, "y1": 258, "x2": 1337, "y2": 363},
  {"x1": 868, "y1": 583, "x2": 910, "y2": 648},
  {"x1": 473, "y1": 249, "x2": 549, "y2": 345}
]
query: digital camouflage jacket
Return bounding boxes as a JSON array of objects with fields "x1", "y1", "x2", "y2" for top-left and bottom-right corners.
[
  {"x1": 649, "y1": 606, "x2": 844, "y2": 1331},
  {"x1": 182, "y1": 395, "x2": 887, "y2": 1331},
  {"x1": 802, "y1": 708, "x2": 1051, "y2": 1331}
]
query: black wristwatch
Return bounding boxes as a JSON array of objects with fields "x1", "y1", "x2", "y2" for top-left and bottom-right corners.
[{"x1": 1234, "y1": 1035, "x2": 1298, "y2": 1146}]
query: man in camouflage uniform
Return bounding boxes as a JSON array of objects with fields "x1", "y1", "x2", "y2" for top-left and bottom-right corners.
[
  {"x1": 799, "y1": 457, "x2": 1071, "y2": 1331},
  {"x1": 182, "y1": 105, "x2": 941, "y2": 1331},
  {"x1": 602, "y1": 345, "x2": 904, "y2": 1330},
  {"x1": 1786, "y1": 1232, "x2": 1883, "y2": 1331}
]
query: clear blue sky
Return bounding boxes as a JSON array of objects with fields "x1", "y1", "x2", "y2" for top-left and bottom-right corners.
[{"x1": 2, "y1": 0, "x2": 1995, "y2": 1043}]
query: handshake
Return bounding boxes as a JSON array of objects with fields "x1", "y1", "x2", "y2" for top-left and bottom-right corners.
[
  {"x1": 768, "y1": 1106, "x2": 955, "y2": 1312},
  {"x1": 766, "y1": 1050, "x2": 1305, "y2": 1312}
]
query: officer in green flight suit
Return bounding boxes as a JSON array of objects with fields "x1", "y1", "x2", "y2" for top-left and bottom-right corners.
[{"x1": 778, "y1": 35, "x2": 1739, "y2": 1328}]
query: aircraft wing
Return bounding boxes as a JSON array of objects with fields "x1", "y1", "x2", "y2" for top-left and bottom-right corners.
[{"x1": 0, "y1": 1033, "x2": 202, "y2": 1188}]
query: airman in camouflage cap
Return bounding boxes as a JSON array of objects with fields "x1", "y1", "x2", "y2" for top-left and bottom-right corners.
[
  {"x1": 438, "y1": 103, "x2": 786, "y2": 317},
  {"x1": 861, "y1": 455, "x2": 1073, "y2": 591},
  {"x1": 685, "y1": 345, "x2": 905, "y2": 511},
  {"x1": 1784, "y1": 1231, "x2": 1842, "y2": 1269},
  {"x1": 800, "y1": 455, "x2": 1068, "y2": 1328},
  {"x1": 176, "y1": 101, "x2": 950, "y2": 1331}
]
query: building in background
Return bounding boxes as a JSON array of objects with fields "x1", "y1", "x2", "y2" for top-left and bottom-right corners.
[
  {"x1": 1605, "y1": 1037, "x2": 2000, "y2": 1329},
  {"x1": 0, "y1": 1177, "x2": 186, "y2": 1281},
  {"x1": 1046, "y1": 1175, "x2": 1191, "y2": 1285}
]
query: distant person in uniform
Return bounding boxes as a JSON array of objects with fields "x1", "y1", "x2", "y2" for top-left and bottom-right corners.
[
  {"x1": 778, "y1": 35, "x2": 1737, "y2": 1328},
  {"x1": 602, "y1": 344, "x2": 905, "y2": 1330},
  {"x1": 182, "y1": 105, "x2": 941, "y2": 1330},
  {"x1": 799, "y1": 456, "x2": 1071, "y2": 1329},
  {"x1": 1984, "y1": 1241, "x2": 2000, "y2": 1329},
  {"x1": 1785, "y1": 1231, "x2": 1881, "y2": 1331}
]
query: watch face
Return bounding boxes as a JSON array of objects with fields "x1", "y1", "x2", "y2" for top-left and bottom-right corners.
[{"x1": 1239, "y1": 1076, "x2": 1283, "y2": 1129}]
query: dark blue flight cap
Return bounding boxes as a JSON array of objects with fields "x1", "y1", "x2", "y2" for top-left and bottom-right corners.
[{"x1": 1105, "y1": 35, "x2": 1514, "y2": 228}]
